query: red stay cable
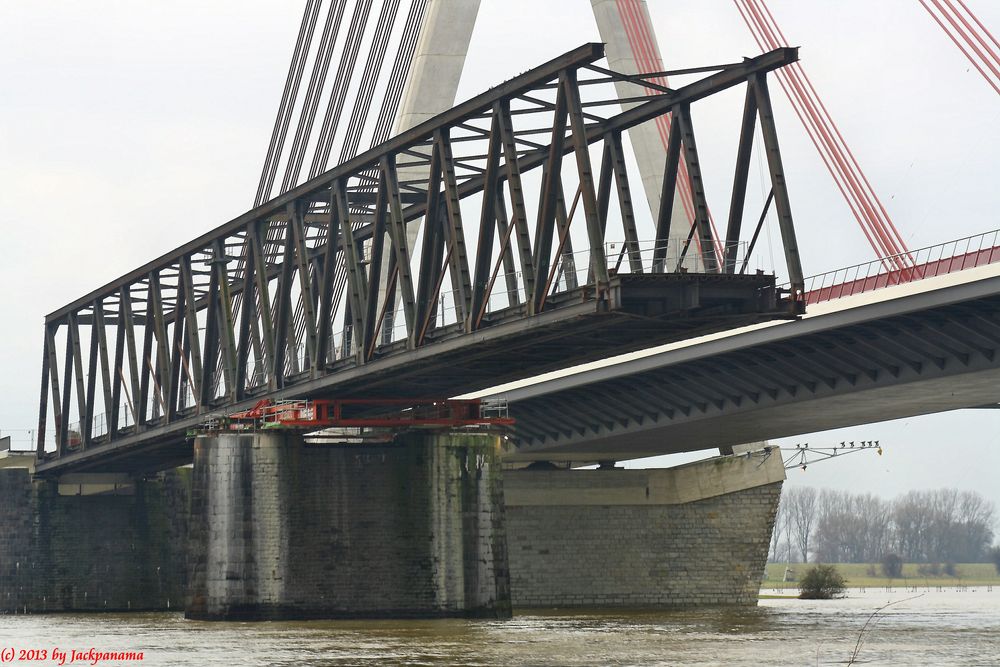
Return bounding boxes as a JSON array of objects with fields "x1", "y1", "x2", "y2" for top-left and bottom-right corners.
[
  {"x1": 738, "y1": 0, "x2": 913, "y2": 268},
  {"x1": 744, "y1": 0, "x2": 908, "y2": 263},
  {"x1": 736, "y1": 2, "x2": 890, "y2": 270},
  {"x1": 615, "y1": 0, "x2": 714, "y2": 264},
  {"x1": 918, "y1": 0, "x2": 1000, "y2": 95},
  {"x1": 733, "y1": 0, "x2": 901, "y2": 270},
  {"x1": 955, "y1": 0, "x2": 1000, "y2": 54},
  {"x1": 932, "y1": 0, "x2": 1000, "y2": 80},
  {"x1": 755, "y1": 0, "x2": 916, "y2": 264}
]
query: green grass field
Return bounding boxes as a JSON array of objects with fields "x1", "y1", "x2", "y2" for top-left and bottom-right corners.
[{"x1": 762, "y1": 562, "x2": 1000, "y2": 589}]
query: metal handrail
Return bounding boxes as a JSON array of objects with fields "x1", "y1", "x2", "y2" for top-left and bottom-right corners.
[{"x1": 779, "y1": 228, "x2": 1000, "y2": 302}]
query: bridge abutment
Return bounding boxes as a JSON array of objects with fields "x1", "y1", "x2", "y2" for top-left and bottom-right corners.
[
  {"x1": 504, "y1": 450, "x2": 784, "y2": 608},
  {"x1": 0, "y1": 467, "x2": 189, "y2": 613},
  {"x1": 186, "y1": 430, "x2": 510, "y2": 620}
]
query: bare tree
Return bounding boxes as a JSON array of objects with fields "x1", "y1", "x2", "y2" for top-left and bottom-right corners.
[
  {"x1": 813, "y1": 489, "x2": 848, "y2": 562},
  {"x1": 783, "y1": 497, "x2": 796, "y2": 562},
  {"x1": 769, "y1": 491, "x2": 787, "y2": 563},
  {"x1": 893, "y1": 490, "x2": 932, "y2": 561},
  {"x1": 786, "y1": 487, "x2": 819, "y2": 563},
  {"x1": 857, "y1": 494, "x2": 892, "y2": 561},
  {"x1": 813, "y1": 487, "x2": 995, "y2": 563},
  {"x1": 893, "y1": 489, "x2": 995, "y2": 562},
  {"x1": 956, "y1": 490, "x2": 996, "y2": 562}
]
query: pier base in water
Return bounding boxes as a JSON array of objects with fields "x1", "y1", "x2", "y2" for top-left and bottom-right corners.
[
  {"x1": 1, "y1": 438, "x2": 780, "y2": 616},
  {"x1": 0, "y1": 467, "x2": 189, "y2": 613},
  {"x1": 186, "y1": 430, "x2": 510, "y2": 620},
  {"x1": 504, "y1": 450, "x2": 784, "y2": 608}
]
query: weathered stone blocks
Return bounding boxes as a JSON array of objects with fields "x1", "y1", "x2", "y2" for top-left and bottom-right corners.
[
  {"x1": 1, "y1": 440, "x2": 783, "y2": 616},
  {"x1": 504, "y1": 450, "x2": 784, "y2": 608},
  {"x1": 186, "y1": 430, "x2": 510, "y2": 620},
  {"x1": 0, "y1": 468, "x2": 189, "y2": 613}
]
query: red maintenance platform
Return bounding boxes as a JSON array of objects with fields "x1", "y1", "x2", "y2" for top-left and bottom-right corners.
[{"x1": 222, "y1": 397, "x2": 514, "y2": 431}]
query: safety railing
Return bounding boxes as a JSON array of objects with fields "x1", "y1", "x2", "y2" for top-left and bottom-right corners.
[
  {"x1": 0, "y1": 429, "x2": 45, "y2": 453},
  {"x1": 787, "y1": 228, "x2": 1000, "y2": 305},
  {"x1": 279, "y1": 239, "x2": 755, "y2": 373},
  {"x1": 479, "y1": 397, "x2": 510, "y2": 421},
  {"x1": 550, "y1": 239, "x2": 750, "y2": 291}
]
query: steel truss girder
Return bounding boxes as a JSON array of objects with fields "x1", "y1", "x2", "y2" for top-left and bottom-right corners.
[{"x1": 36, "y1": 43, "x2": 802, "y2": 462}]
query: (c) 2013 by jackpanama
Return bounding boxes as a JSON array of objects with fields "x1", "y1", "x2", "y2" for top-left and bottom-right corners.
[{"x1": 0, "y1": 647, "x2": 144, "y2": 665}]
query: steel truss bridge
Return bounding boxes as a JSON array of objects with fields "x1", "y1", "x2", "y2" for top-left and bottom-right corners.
[{"x1": 36, "y1": 44, "x2": 806, "y2": 475}]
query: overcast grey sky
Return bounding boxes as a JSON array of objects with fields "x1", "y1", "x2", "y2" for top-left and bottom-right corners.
[{"x1": 1, "y1": 1, "x2": 998, "y2": 505}]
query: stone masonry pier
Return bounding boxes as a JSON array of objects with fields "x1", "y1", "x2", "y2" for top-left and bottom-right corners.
[
  {"x1": 186, "y1": 430, "x2": 510, "y2": 620},
  {"x1": 1, "y1": 439, "x2": 781, "y2": 617},
  {"x1": 0, "y1": 467, "x2": 189, "y2": 613},
  {"x1": 504, "y1": 449, "x2": 784, "y2": 608}
]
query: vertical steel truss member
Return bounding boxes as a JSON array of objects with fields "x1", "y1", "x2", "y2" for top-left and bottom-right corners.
[{"x1": 36, "y1": 43, "x2": 803, "y2": 460}]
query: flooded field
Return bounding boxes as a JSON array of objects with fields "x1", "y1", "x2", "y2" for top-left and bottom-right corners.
[{"x1": 2, "y1": 588, "x2": 997, "y2": 666}]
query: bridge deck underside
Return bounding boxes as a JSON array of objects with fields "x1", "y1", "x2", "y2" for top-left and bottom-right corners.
[
  {"x1": 36, "y1": 274, "x2": 789, "y2": 474},
  {"x1": 503, "y1": 286, "x2": 1000, "y2": 462}
]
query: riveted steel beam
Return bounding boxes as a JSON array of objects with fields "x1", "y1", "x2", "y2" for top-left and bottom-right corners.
[{"x1": 36, "y1": 44, "x2": 805, "y2": 473}]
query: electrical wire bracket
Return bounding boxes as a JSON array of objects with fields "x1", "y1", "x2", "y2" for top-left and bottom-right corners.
[{"x1": 781, "y1": 440, "x2": 882, "y2": 470}]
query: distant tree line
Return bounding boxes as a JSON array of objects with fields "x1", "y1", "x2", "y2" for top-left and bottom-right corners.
[{"x1": 769, "y1": 487, "x2": 996, "y2": 564}]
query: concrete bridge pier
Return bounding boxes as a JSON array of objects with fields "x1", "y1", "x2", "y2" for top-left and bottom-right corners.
[{"x1": 186, "y1": 430, "x2": 510, "y2": 620}]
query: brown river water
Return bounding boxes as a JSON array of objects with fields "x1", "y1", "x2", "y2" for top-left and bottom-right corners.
[{"x1": 1, "y1": 588, "x2": 998, "y2": 666}]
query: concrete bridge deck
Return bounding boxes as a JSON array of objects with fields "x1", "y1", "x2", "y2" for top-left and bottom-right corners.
[{"x1": 494, "y1": 265, "x2": 1000, "y2": 462}]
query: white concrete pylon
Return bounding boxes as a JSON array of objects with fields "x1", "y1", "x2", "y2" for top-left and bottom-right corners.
[
  {"x1": 378, "y1": 0, "x2": 482, "y2": 338},
  {"x1": 590, "y1": 0, "x2": 703, "y2": 270},
  {"x1": 395, "y1": 0, "x2": 482, "y2": 135},
  {"x1": 383, "y1": 0, "x2": 715, "y2": 338}
]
